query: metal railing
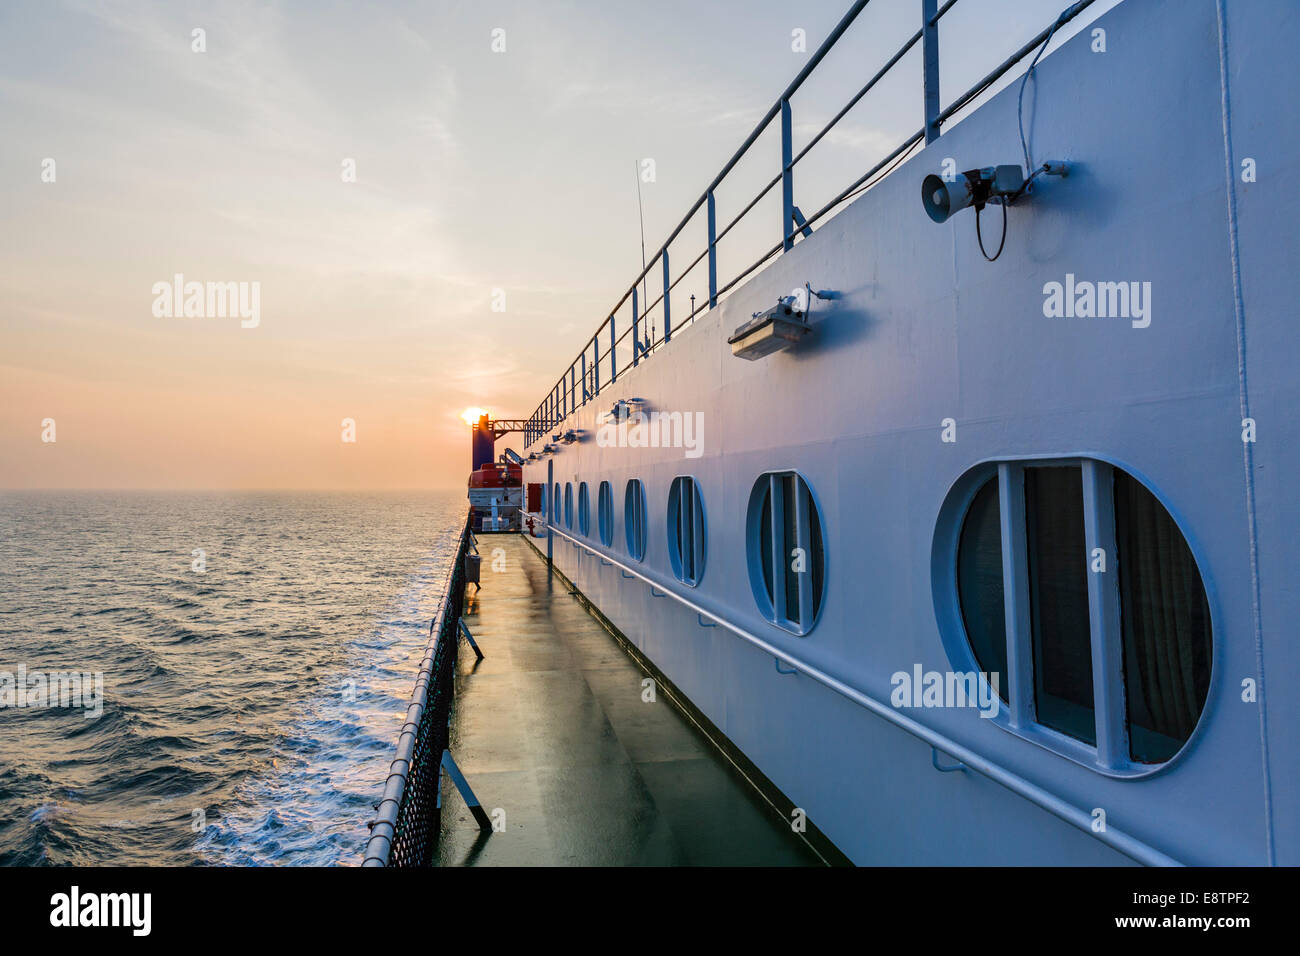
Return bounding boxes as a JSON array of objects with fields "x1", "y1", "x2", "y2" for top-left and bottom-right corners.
[
  {"x1": 362, "y1": 514, "x2": 472, "y2": 867},
  {"x1": 545, "y1": 521, "x2": 1180, "y2": 867},
  {"x1": 523, "y1": 0, "x2": 1097, "y2": 450}
]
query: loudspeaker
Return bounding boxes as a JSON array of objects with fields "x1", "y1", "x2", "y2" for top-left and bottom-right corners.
[
  {"x1": 922, "y1": 165, "x2": 1026, "y2": 223},
  {"x1": 922, "y1": 171, "x2": 982, "y2": 223}
]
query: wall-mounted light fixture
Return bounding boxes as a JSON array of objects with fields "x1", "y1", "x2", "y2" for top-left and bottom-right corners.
[{"x1": 729, "y1": 288, "x2": 823, "y2": 361}]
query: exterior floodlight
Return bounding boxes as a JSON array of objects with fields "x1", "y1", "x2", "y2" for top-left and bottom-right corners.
[{"x1": 729, "y1": 295, "x2": 811, "y2": 361}]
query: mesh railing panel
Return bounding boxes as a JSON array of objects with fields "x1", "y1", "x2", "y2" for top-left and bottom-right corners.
[{"x1": 363, "y1": 516, "x2": 470, "y2": 867}]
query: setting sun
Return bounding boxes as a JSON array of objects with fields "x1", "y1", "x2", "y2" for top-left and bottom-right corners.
[{"x1": 461, "y1": 407, "x2": 489, "y2": 426}]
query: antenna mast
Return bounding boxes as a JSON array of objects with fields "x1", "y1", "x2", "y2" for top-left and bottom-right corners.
[{"x1": 634, "y1": 159, "x2": 649, "y2": 351}]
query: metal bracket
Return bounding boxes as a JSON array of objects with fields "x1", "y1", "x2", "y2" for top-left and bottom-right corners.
[
  {"x1": 458, "y1": 619, "x2": 484, "y2": 661},
  {"x1": 439, "y1": 750, "x2": 493, "y2": 831},
  {"x1": 774, "y1": 657, "x2": 798, "y2": 676},
  {"x1": 599, "y1": 557, "x2": 612, "y2": 567},
  {"x1": 791, "y1": 205, "x2": 813, "y2": 239},
  {"x1": 649, "y1": 585, "x2": 667, "y2": 598},
  {"x1": 697, "y1": 614, "x2": 718, "y2": 628},
  {"x1": 931, "y1": 747, "x2": 966, "y2": 773},
  {"x1": 620, "y1": 569, "x2": 635, "y2": 579}
]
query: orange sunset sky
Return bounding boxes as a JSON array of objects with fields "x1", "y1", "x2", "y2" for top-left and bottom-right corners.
[{"x1": 1, "y1": 0, "x2": 1111, "y2": 489}]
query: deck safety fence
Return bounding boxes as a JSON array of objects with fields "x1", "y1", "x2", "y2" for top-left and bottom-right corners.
[
  {"x1": 362, "y1": 514, "x2": 472, "y2": 867},
  {"x1": 522, "y1": 0, "x2": 1097, "y2": 450}
]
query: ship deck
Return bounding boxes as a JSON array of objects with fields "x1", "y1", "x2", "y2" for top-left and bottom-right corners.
[{"x1": 434, "y1": 533, "x2": 821, "y2": 866}]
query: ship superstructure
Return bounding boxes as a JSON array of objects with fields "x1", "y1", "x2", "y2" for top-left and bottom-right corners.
[{"x1": 386, "y1": 0, "x2": 1299, "y2": 867}]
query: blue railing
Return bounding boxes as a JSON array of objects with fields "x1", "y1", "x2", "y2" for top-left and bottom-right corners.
[{"x1": 523, "y1": 0, "x2": 1097, "y2": 449}]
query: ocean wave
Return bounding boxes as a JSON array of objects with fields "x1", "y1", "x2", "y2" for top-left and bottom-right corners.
[{"x1": 0, "y1": 490, "x2": 465, "y2": 865}]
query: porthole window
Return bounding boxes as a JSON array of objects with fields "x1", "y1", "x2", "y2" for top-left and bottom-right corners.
[
  {"x1": 598, "y1": 481, "x2": 614, "y2": 547},
  {"x1": 564, "y1": 482, "x2": 573, "y2": 530},
  {"x1": 945, "y1": 459, "x2": 1212, "y2": 772},
  {"x1": 1113, "y1": 470, "x2": 1213, "y2": 764},
  {"x1": 745, "y1": 472, "x2": 826, "y2": 635},
  {"x1": 578, "y1": 482, "x2": 591, "y2": 537},
  {"x1": 956, "y1": 476, "x2": 1007, "y2": 701},
  {"x1": 667, "y1": 476, "x2": 706, "y2": 586},
  {"x1": 624, "y1": 479, "x2": 647, "y2": 561},
  {"x1": 552, "y1": 483, "x2": 560, "y2": 525}
]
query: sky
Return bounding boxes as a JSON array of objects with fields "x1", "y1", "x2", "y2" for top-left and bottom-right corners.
[{"x1": 0, "y1": 0, "x2": 1116, "y2": 490}]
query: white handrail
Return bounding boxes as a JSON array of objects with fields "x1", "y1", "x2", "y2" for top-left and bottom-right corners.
[{"x1": 546, "y1": 523, "x2": 1181, "y2": 867}]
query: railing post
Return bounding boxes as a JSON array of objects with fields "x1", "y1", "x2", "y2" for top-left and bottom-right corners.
[
  {"x1": 546, "y1": 458, "x2": 554, "y2": 584},
  {"x1": 632, "y1": 287, "x2": 640, "y2": 367},
  {"x1": 662, "y1": 251, "x2": 671, "y2": 343},
  {"x1": 610, "y1": 315, "x2": 617, "y2": 382},
  {"x1": 581, "y1": 353, "x2": 588, "y2": 404},
  {"x1": 570, "y1": 364, "x2": 576, "y2": 412},
  {"x1": 781, "y1": 97, "x2": 794, "y2": 251},
  {"x1": 592, "y1": 335, "x2": 600, "y2": 396},
  {"x1": 922, "y1": 0, "x2": 940, "y2": 144},
  {"x1": 707, "y1": 190, "x2": 717, "y2": 308}
]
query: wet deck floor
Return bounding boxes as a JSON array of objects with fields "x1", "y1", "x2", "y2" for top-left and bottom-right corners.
[{"x1": 435, "y1": 534, "x2": 822, "y2": 866}]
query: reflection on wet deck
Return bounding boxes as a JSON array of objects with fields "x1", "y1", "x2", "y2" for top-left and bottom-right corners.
[{"x1": 437, "y1": 535, "x2": 822, "y2": 866}]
